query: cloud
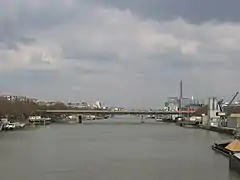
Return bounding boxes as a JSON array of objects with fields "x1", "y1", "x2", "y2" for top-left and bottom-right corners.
[
  {"x1": 0, "y1": 0, "x2": 240, "y2": 108},
  {"x1": 89, "y1": 0, "x2": 240, "y2": 23}
]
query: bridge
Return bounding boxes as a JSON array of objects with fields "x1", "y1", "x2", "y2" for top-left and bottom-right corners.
[{"x1": 35, "y1": 109, "x2": 195, "y2": 115}]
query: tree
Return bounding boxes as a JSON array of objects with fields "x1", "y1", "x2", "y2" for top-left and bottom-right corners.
[{"x1": 0, "y1": 98, "x2": 94, "y2": 122}]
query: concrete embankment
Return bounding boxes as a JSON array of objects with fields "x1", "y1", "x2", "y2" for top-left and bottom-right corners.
[
  {"x1": 199, "y1": 125, "x2": 236, "y2": 135},
  {"x1": 175, "y1": 120, "x2": 236, "y2": 135}
]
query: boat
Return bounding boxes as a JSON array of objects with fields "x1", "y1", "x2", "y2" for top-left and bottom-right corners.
[
  {"x1": 212, "y1": 138, "x2": 240, "y2": 174},
  {"x1": 212, "y1": 139, "x2": 233, "y2": 156},
  {"x1": 212, "y1": 139, "x2": 240, "y2": 157},
  {"x1": 104, "y1": 115, "x2": 111, "y2": 119},
  {"x1": 13, "y1": 122, "x2": 25, "y2": 129},
  {"x1": 145, "y1": 115, "x2": 155, "y2": 119},
  {"x1": 2, "y1": 123, "x2": 16, "y2": 131},
  {"x1": 156, "y1": 118, "x2": 163, "y2": 122},
  {"x1": 29, "y1": 117, "x2": 51, "y2": 125}
]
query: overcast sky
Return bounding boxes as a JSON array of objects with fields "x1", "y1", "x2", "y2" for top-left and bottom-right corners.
[{"x1": 1, "y1": 0, "x2": 240, "y2": 108}]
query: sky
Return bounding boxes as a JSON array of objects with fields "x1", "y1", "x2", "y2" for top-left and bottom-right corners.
[{"x1": 0, "y1": 0, "x2": 240, "y2": 108}]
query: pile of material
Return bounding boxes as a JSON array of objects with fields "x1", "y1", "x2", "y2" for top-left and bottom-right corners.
[{"x1": 225, "y1": 140, "x2": 240, "y2": 152}]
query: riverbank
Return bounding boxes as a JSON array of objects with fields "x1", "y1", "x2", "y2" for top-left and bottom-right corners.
[
  {"x1": 1, "y1": 120, "x2": 48, "y2": 132},
  {"x1": 200, "y1": 126, "x2": 236, "y2": 135},
  {"x1": 175, "y1": 120, "x2": 237, "y2": 136}
]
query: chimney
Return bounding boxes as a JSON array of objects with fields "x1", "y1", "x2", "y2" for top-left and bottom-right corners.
[{"x1": 179, "y1": 80, "x2": 183, "y2": 109}]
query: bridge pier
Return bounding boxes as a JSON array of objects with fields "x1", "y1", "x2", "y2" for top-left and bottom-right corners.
[
  {"x1": 141, "y1": 115, "x2": 144, "y2": 124},
  {"x1": 78, "y1": 115, "x2": 83, "y2": 124}
]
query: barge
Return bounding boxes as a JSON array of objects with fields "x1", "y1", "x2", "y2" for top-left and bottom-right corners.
[
  {"x1": 212, "y1": 139, "x2": 233, "y2": 156},
  {"x1": 213, "y1": 139, "x2": 240, "y2": 174},
  {"x1": 212, "y1": 139, "x2": 240, "y2": 156},
  {"x1": 229, "y1": 153, "x2": 240, "y2": 175}
]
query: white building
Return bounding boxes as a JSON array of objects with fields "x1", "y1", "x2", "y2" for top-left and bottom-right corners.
[
  {"x1": 95, "y1": 101, "x2": 102, "y2": 109},
  {"x1": 1, "y1": 95, "x2": 38, "y2": 102},
  {"x1": 165, "y1": 97, "x2": 179, "y2": 111}
]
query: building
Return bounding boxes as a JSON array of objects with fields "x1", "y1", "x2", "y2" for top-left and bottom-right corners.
[
  {"x1": 193, "y1": 98, "x2": 240, "y2": 128},
  {"x1": 180, "y1": 98, "x2": 191, "y2": 108},
  {"x1": 66, "y1": 102, "x2": 88, "y2": 109},
  {"x1": 1, "y1": 95, "x2": 27, "y2": 101},
  {"x1": 36, "y1": 101, "x2": 63, "y2": 106},
  {"x1": 36, "y1": 101, "x2": 49, "y2": 106},
  {"x1": 95, "y1": 101, "x2": 102, "y2": 109},
  {"x1": 81, "y1": 102, "x2": 90, "y2": 108},
  {"x1": 0, "y1": 95, "x2": 38, "y2": 103},
  {"x1": 165, "y1": 97, "x2": 179, "y2": 111},
  {"x1": 27, "y1": 98, "x2": 38, "y2": 103}
]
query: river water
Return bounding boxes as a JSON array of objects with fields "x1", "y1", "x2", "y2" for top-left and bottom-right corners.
[{"x1": 0, "y1": 116, "x2": 239, "y2": 180}]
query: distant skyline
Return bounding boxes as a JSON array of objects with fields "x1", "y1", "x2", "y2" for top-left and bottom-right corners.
[{"x1": 1, "y1": 0, "x2": 240, "y2": 108}]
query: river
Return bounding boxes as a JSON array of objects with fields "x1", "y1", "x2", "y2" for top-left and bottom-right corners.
[{"x1": 0, "y1": 116, "x2": 239, "y2": 180}]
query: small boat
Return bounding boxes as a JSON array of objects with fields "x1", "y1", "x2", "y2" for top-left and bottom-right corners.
[
  {"x1": 145, "y1": 115, "x2": 155, "y2": 119},
  {"x1": 156, "y1": 118, "x2": 163, "y2": 122},
  {"x1": 2, "y1": 123, "x2": 16, "y2": 131}
]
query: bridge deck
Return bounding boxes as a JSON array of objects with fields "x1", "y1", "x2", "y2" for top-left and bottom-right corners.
[{"x1": 36, "y1": 110, "x2": 195, "y2": 115}]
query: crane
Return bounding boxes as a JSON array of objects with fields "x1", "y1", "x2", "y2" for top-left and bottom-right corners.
[
  {"x1": 217, "y1": 92, "x2": 239, "y2": 127},
  {"x1": 228, "y1": 92, "x2": 239, "y2": 106},
  {"x1": 218, "y1": 92, "x2": 239, "y2": 113}
]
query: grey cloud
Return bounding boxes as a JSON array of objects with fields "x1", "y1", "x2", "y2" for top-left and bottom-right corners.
[
  {"x1": 0, "y1": 0, "x2": 87, "y2": 45},
  {"x1": 18, "y1": 37, "x2": 36, "y2": 45},
  {"x1": 155, "y1": 54, "x2": 225, "y2": 70},
  {"x1": 71, "y1": 66, "x2": 111, "y2": 75},
  {"x1": 0, "y1": 68, "x2": 116, "y2": 103},
  {"x1": 1, "y1": 0, "x2": 240, "y2": 108},
  {"x1": 1, "y1": 69, "x2": 60, "y2": 84},
  {"x1": 63, "y1": 49, "x2": 120, "y2": 63},
  {"x1": 89, "y1": 0, "x2": 240, "y2": 23},
  {"x1": 29, "y1": 54, "x2": 52, "y2": 66},
  {"x1": 0, "y1": 38, "x2": 36, "y2": 51},
  {"x1": 0, "y1": 42, "x2": 18, "y2": 51},
  {"x1": 0, "y1": 69, "x2": 75, "y2": 101}
]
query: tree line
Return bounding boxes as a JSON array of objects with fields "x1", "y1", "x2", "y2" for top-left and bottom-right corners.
[{"x1": 0, "y1": 98, "x2": 84, "y2": 122}]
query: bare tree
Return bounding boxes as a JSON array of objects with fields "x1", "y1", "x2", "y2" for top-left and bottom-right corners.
[{"x1": 0, "y1": 98, "x2": 94, "y2": 122}]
